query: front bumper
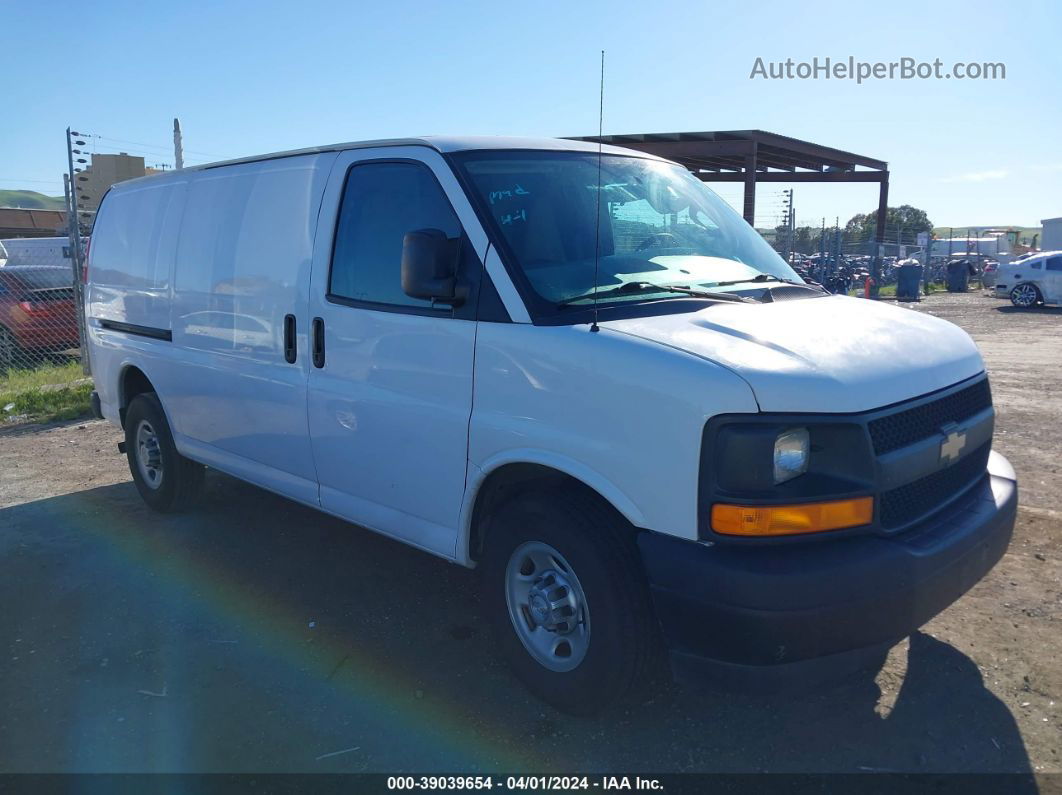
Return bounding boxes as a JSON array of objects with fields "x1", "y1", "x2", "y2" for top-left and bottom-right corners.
[{"x1": 638, "y1": 450, "x2": 1017, "y2": 689}]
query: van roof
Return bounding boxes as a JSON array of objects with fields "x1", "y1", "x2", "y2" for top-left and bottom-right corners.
[{"x1": 109, "y1": 136, "x2": 670, "y2": 190}]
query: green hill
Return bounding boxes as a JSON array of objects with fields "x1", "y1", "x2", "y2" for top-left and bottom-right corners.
[{"x1": 0, "y1": 190, "x2": 66, "y2": 211}]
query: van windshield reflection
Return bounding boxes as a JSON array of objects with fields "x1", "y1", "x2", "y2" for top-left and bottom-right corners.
[{"x1": 454, "y1": 151, "x2": 802, "y2": 308}]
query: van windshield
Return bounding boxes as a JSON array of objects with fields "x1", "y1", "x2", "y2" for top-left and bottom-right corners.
[{"x1": 453, "y1": 151, "x2": 801, "y2": 308}]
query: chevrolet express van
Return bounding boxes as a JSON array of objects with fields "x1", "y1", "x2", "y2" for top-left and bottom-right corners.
[{"x1": 86, "y1": 137, "x2": 1017, "y2": 714}]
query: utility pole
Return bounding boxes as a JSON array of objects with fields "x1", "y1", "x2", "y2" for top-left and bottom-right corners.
[
  {"x1": 788, "y1": 191, "x2": 796, "y2": 261},
  {"x1": 63, "y1": 173, "x2": 71, "y2": 231},
  {"x1": 819, "y1": 217, "x2": 826, "y2": 281},
  {"x1": 833, "y1": 216, "x2": 841, "y2": 282},
  {"x1": 66, "y1": 127, "x2": 90, "y2": 375},
  {"x1": 918, "y1": 229, "x2": 932, "y2": 296},
  {"x1": 173, "y1": 117, "x2": 184, "y2": 170},
  {"x1": 780, "y1": 189, "x2": 794, "y2": 264}
]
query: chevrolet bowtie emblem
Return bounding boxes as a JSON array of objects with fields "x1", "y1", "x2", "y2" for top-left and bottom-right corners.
[{"x1": 940, "y1": 429, "x2": 967, "y2": 463}]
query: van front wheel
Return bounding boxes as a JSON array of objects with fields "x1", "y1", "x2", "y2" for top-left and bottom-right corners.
[
  {"x1": 481, "y1": 487, "x2": 657, "y2": 715},
  {"x1": 124, "y1": 393, "x2": 204, "y2": 512}
]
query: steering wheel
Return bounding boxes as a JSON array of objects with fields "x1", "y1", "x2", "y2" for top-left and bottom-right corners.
[{"x1": 636, "y1": 232, "x2": 681, "y2": 251}]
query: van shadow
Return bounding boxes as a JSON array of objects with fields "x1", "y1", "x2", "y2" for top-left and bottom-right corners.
[{"x1": 0, "y1": 472, "x2": 1036, "y2": 777}]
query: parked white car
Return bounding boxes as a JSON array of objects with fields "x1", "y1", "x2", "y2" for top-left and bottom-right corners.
[
  {"x1": 994, "y1": 250, "x2": 1062, "y2": 307},
  {"x1": 85, "y1": 136, "x2": 1017, "y2": 714}
]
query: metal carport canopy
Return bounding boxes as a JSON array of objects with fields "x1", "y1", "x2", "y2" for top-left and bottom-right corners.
[{"x1": 567, "y1": 130, "x2": 890, "y2": 246}]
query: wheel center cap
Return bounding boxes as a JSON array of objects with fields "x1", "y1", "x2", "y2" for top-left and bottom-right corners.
[{"x1": 528, "y1": 593, "x2": 551, "y2": 625}]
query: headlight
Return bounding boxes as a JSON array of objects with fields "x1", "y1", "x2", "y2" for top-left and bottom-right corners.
[{"x1": 773, "y1": 428, "x2": 809, "y2": 484}]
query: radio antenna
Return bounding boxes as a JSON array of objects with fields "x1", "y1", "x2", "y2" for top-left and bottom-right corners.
[{"x1": 590, "y1": 49, "x2": 605, "y2": 333}]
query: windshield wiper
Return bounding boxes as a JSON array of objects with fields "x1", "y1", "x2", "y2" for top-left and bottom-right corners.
[
  {"x1": 710, "y1": 273, "x2": 808, "y2": 288},
  {"x1": 557, "y1": 281, "x2": 757, "y2": 307}
]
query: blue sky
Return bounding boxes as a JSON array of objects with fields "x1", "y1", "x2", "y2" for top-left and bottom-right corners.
[{"x1": 2, "y1": 0, "x2": 1059, "y2": 229}]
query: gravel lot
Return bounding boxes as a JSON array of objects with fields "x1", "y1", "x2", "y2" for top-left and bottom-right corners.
[
  {"x1": 0, "y1": 290, "x2": 1059, "y2": 775},
  {"x1": 907, "y1": 291, "x2": 1062, "y2": 512}
]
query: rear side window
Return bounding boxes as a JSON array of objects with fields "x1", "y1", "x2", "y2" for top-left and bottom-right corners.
[
  {"x1": 90, "y1": 182, "x2": 179, "y2": 288},
  {"x1": 329, "y1": 161, "x2": 461, "y2": 309},
  {"x1": 1046, "y1": 257, "x2": 1062, "y2": 271}
]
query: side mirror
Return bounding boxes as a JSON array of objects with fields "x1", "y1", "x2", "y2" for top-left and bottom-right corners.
[{"x1": 401, "y1": 228, "x2": 464, "y2": 305}]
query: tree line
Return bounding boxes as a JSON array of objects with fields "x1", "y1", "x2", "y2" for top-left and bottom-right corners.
[{"x1": 773, "y1": 205, "x2": 933, "y2": 254}]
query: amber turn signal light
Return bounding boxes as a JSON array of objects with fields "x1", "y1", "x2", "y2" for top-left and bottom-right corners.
[{"x1": 711, "y1": 497, "x2": 874, "y2": 537}]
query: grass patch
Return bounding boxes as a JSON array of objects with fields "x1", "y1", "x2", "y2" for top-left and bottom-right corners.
[
  {"x1": 0, "y1": 361, "x2": 85, "y2": 393},
  {"x1": 1, "y1": 361, "x2": 93, "y2": 424},
  {"x1": 846, "y1": 283, "x2": 945, "y2": 298},
  {"x1": 847, "y1": 284, "x2": 898, "y2": 297}
]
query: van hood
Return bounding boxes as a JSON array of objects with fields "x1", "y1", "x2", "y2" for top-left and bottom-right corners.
[{"x1": 601, "y1": 295, "x2": 985, "y2": 413}]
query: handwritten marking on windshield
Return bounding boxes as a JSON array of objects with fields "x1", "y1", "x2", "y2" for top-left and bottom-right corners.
[
  {"x1": 488, "y1": 184, "x2": 530, "y2": 205},
  {"x1": 500, "y1": 209, "x2": 527, "y2": 225}
]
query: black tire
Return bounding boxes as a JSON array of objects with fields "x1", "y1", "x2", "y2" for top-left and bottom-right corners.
[
  {"x1": 124, "y1": 393, "x2": 204, "y2": 512},
  {"x1": 1010, "y1": 283, "x2": 1042, "y2": 309},
  {"x1": 481, "y1": 486, "x2": 657, "y2": 715}
]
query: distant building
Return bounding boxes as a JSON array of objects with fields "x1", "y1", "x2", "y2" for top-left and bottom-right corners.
[
  {"x1": 75, "y1": 153, "x2": 161, "y2": 215},
  {"x1": 929, "y1": 233, "x2": 1017, "y2": 263},
  {"x1": 1042, "y1": 217, "x2": 1062, "y2": 251},
  {"x1": 0, "y1": 208, "x2": 68, "y2": 238}
]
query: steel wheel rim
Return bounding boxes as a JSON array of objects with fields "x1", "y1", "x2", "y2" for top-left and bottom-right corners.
[
  {"x1": 1012, "y1": 284, "x2": 1037, "y2": 307},
  {"x1": 135, "y1": 419, "x2": 164, "y2": 490},
  {"x1": 504, "y1": 541, "x2": 591, "y2": 672}
]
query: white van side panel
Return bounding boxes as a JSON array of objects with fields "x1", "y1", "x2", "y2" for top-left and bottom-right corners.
[
  {"x1": 305, "y1": 146, "x2": 483, "y2": 560},
  {"x1": 155, "y1": 153, "x2": 337, "y2": 505},
  {"x1": 464, "y1": 323, "x2": 759, "y2": 552},
  {"x1": 87, "y1": 178, "x2": 188, "y2": 424},
  {"x1": 88, "y1": 179, "x2": 186, "y2": 331}
]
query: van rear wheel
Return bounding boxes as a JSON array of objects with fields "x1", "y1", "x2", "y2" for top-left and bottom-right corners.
[
  {"x1": 481, "y1": 487, "x2": 657, "y2": 715},
  {"x1": 124, "y1": 393, "x2": 204, "y2": 512}
]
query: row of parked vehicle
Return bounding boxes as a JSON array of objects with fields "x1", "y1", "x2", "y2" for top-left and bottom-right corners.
[
  {"x1": 786, "y1": 251, "x2": 1019, "y2": 298},
  {"x1": 0, "y1": 238, "x2": 81, "y2": 370}
]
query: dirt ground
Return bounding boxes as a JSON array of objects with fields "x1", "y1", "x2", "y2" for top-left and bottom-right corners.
[{"x1": 0, "y1": 290, "x2": 1059, "y2": 775}]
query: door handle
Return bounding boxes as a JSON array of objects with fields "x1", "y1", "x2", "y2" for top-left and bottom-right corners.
[
  {"x1": 312, "y1": 317, "x2": 325, "y2": 368},
  {"x1": 283, "y1": 314, "x2": 297, "y2": 363}
]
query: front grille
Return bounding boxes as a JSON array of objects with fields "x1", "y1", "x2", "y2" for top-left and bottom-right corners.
[
  {"x1": 868, "y1": 379, "x2": 992, "y2": 455},
  {"x1": 879, "y1": 442, "x2": 991, "y2": 529}
]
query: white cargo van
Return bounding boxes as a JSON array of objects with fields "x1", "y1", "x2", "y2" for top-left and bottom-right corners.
[{"x1": 86, "y1": 137, "x2": 1017, "y2": 714}]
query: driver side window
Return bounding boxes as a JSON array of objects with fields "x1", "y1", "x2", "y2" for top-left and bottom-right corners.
[{"x1": 329, "y1": 161, "x2": 462, "y2": 309}]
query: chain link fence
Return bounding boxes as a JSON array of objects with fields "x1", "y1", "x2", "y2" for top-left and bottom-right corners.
[{"x1": 0, "y1": 235, "x2": 91, "y2": 424}]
